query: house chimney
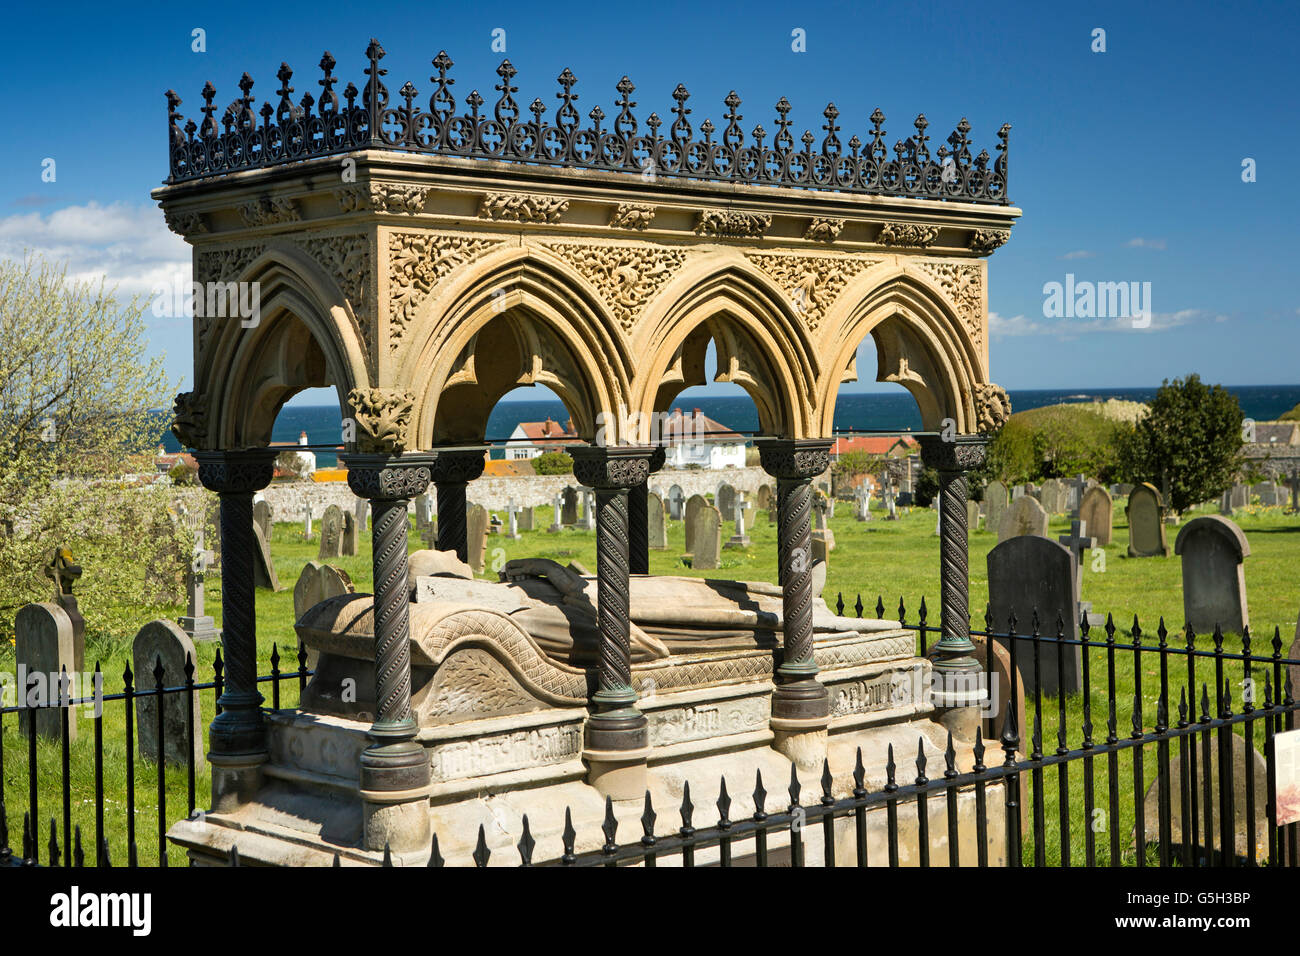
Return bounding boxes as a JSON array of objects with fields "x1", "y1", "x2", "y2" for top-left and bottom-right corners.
[
  {"x1": 566, "y1": 417, "x2": 574, "y2": 434},
  {"x1": 299, "y1": 430, "x2": 309, "y2": 446},
  {"x1": 542, "y1": 418, "x2": 552, "y2": 437},
  {"x1": 693, "y1": 407, "x2": 701, "y2": 419}
]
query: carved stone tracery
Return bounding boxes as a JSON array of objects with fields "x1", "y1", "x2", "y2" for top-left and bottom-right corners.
[
  {"x1": 387, "y1": 232, "x2": 505, "y2": 350},
  {"x1": 545, "y1": 242, "x2": 689, "y2": 332},
  {"x1": 915, "y1": 260, "x2": 985, "y2": 352},
  {"x1": 479, "y1": 192, "x2": 569, "y2": 224},
  {"x1": 876, "y1": 222, "x2": 939, "y2": 248},
  {"x1": 746, "y1": 253, "x2": 877, "y2": 329}
]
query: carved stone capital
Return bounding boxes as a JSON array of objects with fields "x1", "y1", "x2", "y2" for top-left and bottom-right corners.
[
  {"x1": 342, "y1": 452, "x2": 435, "y2": 501},
  {"x1": 164, "y1": 209, "x2": 207, "y2": 236},
  {"x1": 918, "y1": 434, "x2": 988, "y2": 472},
  {"x1": 756, "y1": 438, "x2": 834, "y2": 483},
  {"x1": 877, "y1": 222, "x2": 939, "y2": 248},
  {"x1": 428, "y1": 447, "x2": 489, "y2": 485},
  {"x1": 974, "y1": 382, "x2": 1012, "y2": 434},
  {"x1": 569, "y1": 445, "x2": 655, "y2": 490},
  {"x1": 171, "y1": 390, "x2": 208, "y2": 450},
  {"x1": 347, "y1": 387, "x2": 414, "y2": 454},
  {"x1": 194, "y1": 448, "x2": 279, "y2": 495}
]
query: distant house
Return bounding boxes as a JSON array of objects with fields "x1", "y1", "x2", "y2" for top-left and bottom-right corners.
[
  {"x1": 270, "y1": 431, "x2": 317, "y2": 479},
  {"x1": 829, "y1": 434, "x2": 917, "y2": 460},
  {"x1": 504, "y1": 417, "x2": 579, "y2": 460},
  {"x1": 1242, "y1": 421, "x2": 1300, "y2": 477},
  {"x1": 659, "y1": 407, "x2": 746, "y2": 470}
]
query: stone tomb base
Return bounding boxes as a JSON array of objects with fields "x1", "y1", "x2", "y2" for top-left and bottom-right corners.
[{"x1": 169, "y1": 596, "x2": 1010, "y2": 866}]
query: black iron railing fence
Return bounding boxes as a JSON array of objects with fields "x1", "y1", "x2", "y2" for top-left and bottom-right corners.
[
  {"x1": 2, "y1": 598, "x2": 1296, "y2": 867},
  {"x1": 164, "y1": 40, "x2": 1011, "y2": 206}
]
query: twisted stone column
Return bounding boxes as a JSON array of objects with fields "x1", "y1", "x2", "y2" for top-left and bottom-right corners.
[
  {"x1": 428, "y1": 447, "x2": 487, "y2": 563},
  {"x1": 919, "y1": 434, "x2": 989, "y2": 738},
  {"x1": 195, "y1": 448, "x2": 278, "y2": 810},
  {"x1": 759, "y1": 438, "x2": 833, "y2": 768},
  {"x1": 627, "y1": 446, "x2": 666, "y2": 575},
  {"x1": 570, "y1": 445, "x2": 655, "y2": 799},
  {"x1": 343, "y1": 452, "x2": 435, "y2": 852}
]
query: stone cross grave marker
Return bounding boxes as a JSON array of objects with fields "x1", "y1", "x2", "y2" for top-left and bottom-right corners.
[
  {"x1": 302, "y1": 503, "x2": 313, "y2": 540},
  {"x1": 648, "y1": 492, "x2": 667, "y2": 550},
  {"x1": 885, "y1": 485, "x2": 898, "y2": 520},
  {"x1": 1175, "y1": 515, "x2": 1250, "y2": 634},
  {"x1": 466, "y1": 503, "x2": 489, "y2": 573},
  {"x1": 132, "y1": 619, "x2": 202, "y2": 766},
  {"x1": 684, "y1": 494, "x2": 708, "y2": 555},
  {"x1": 813, "y1": 494, "x2": 835, "y2": 550},
  {"x1": 548, "y1": 492, "x2": 564, "y2": 533},
  {"x1": 15, "y1": 602, "x2": 77, "y2": 740},
  {"x1": 691, "y1": 505, "x2": 722, "y2": 570},
  {"x1": 1057, "y1": 518, "x2": 1097, "y2": 628},
  {"x1": 318, "y1": 504, "x2": 343, "y2": 559},
  {"x1": 341, "y1": 510, "x2": 358, "y2": 556},
  {"x1": 1079, "y1": 485, "x2": 1113, "y2": 547},
  {"x1": 997, "y1": 495, "x2": 1049, "y2": 543},
  {"x1": 1068, "y1": 473, "x2": 1088, "y2": 519},
  {"x1": 726, "y1": 495, "x2": 751, "y2": 549},
  {"x1": 180, "y1": 530, "x2": 218, "y2": 643},
  {"x1": 987, "y1": 535, "x2": 1082, "y2": 695},
  {"x1": 1125, "y1": 483, "x2": 1170, "y2": 557},
  {"x1": 668, "y1": 485, "x2": 684, "y2": 520},
  {"x1": 984, "y1": 481, "x2": 1008, "y2": 532},
  {"x1": 855, "y1": 484, "x2": 871, "y2": 522},
  {"x1": 582, "y1": 490, "x2": 597, "y2": 531},
  {"x1": 44, "y1": 547, "x2": 85, "y2": 670},
  {"x1": 505, "y1": 498, "x2": 521, "y2": 540}
]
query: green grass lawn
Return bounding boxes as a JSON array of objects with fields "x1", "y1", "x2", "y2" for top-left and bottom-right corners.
[{"x1": 3, "y1": 494, "x2": 1297, "y2": 865}]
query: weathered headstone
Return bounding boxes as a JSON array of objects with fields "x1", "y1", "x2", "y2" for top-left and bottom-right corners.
[
  {"x1": 519, "y1": 506, "x2": 535, "y2": 532},
  {"x1": 1229, "y1": 483, "x2": 1248, "y2": 511},
  {"x1": 648, "y1": 492, "x2": 667, "y2": 550},
  {"x1": 180, "y1": 531, "x2": 218, "y2": 643},
  {"x1": 668, "y1": 485, "x2": 685, "y2": 520},
  {"x1": 1174, "y1": 515, "x2": 1250, "y2": 634},
  {"x1": 1079, "y1": 486, "x2": 1113, "y2": 547},
  {"x1": 302, "y1": 503, "x2": 313, "y2": 541},
  {"x1": 252, "y1": 522, "x2": 281, "y2": 591},
  {"x1": 253, "y1": 499, "x2": 273, "y2": 541},
  {"x1": 813, "y1": 495, "x2": 835, "y2": 551},
  {"x1": 690, "y1": 505, "x2": 722, "y2": 570},
  {"x1": 355, "y1": 498, "x2": 369, "y2": 533},
  {"x1": 987, "y1": 536, "x2": 1082, "y2": 695},
  {"x1": 756, "y1": 484, "x2": 773, "y2": 512},
  {"x1": 1040, "y1": 478, "x2": 1064, "y2": 514},
  {"x1": 966, "y1": 499, "x2": 980, "y2": 532},
  {"x1": 984, "y1": 481, "x2": 1008, "y2": 533},
  {"x1": 317, "y1": 504, "x2": 343, "y2": 559},
  {"x1": 466, "y1": 503, "x2": 489, "y2": 574},
  {"x1": 132, "y1": 620, "x2": 202, "y2": 766},
  {"x1": 997, "y1": 495, "x2": 1049, "y2": 543},
  {"x1": 684, "y1": 494, "x2": 708, "y2": 555},
  {"x1": 415, "y1": 493, "x2": 433, "y2": 533},
  {"x1": 1125, "y1": 483, "x2": 1170, "y2": 557},
  {"x1": 716, "y1": 483, "x2": 737, "y2": 519},
  {"x1": 15, "y1": 602, "x2": 77, "y2": 740},
  {"x1": 341, "y1": 510, "x2": 358, "y2": 556},
  {"x1": 561, "y1": 487, "x2": 579, "y2": 526}
]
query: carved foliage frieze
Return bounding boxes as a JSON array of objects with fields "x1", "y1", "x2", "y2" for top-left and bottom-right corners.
[
  {"x1": 746, "y1": 253, "x2": 877, "y2": 329},
  {"x1": 238, "y1": 197, "x2": 301, "y2": 228},
  {"x1": 387, "y1": 232, "x2": 505, "y2": 350},
  {"x1": 876, "y1": 222, "x2": 939, "y2": 248},
  {"x1": 695, "y1": 210, "x2": 771, "y2": 238},
  {"x1": 545, "y1": 242, "x2": 689, "y2": 331},
  {"x1": 609, "y1": 202, "x2": 656, "y2": 230},
  {"x1": 803, "y1": 217, "x2": 845, "y2": 242},
  {"x1": 337, "y1": 183, "x2": 432, "y2": 215},
  {"x1": 915, "y1": 260, "x2": 985, "y2": 352},
  {"x1": 164, "y1": 210, "x2": 207, "y2": 236},
  {"x1": 479, "y1": 192, "x2": 569, "y2": 224}
]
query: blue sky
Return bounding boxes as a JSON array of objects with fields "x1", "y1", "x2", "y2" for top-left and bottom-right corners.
[{"x1": 1, "y1": 0, "x2": 1294, "y2": 400}]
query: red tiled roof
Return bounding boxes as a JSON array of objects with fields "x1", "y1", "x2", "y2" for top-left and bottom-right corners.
[
  {"x1": 513, "y1": 418, "x2": 578, "y2": 445},
  {"x1": 660, "y1": 408, "x2": 742, "y2": 442},
  {"x1": 830, "y1": 435, "x2": 917, "y2": 457}
]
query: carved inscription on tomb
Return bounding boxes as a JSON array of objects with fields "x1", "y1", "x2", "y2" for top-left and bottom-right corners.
[
  {"x1": 428, "y1": 723, "x2": 583, "y2": 780},
  {"x1": 545, "y1": 242, "x2": 689, "y2": 331},
  {"x1": 829, "y1": 670, "x2": 918, "y2": 718},
  {"x1": 745, "y1": 253, "x2": 876, "y2": 329},
  {"x1": 647, "y1": 696, "x2": 769, "y2": 746}
]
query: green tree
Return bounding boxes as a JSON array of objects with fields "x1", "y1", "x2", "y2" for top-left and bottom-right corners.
[
  {"x1": 1279, "y1": 402, "x2": 1300, "y2": 422},
  {"x1": 914, "y1": 467, "x2": 939, "y2": 507},
  {"x1": 0, "y1": 254, "x2": 179, "y2": 646},
  {"x1": 532, "y1": 450, "x2": 573, "y2": 475},
  {"x1": 1116, "y1": 374, "x2": 1244, "y2": 514}
]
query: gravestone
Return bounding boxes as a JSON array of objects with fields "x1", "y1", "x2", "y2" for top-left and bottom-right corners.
[
  {"x1": 180, "y1": 531, "x2": 218, "y2": 643},
  {"x1": 466, "y1": 503, "x2": 489, "y2": 574},
  {"x1": 519, "y1": 506, "x2": 535, "y2": 532},
  {"x1": 885, "y1": 486, "x2": 898, "y2": 521},
  {"x1": 668, "y1": 485, "x2": 685, "y2": 520},
  {"x1": 253, "y1": 499, "x2": 273, "y2": 541},
  {"x1": 987, "y1": 536, "x2": 1082, "y2": 695},
  {"x1": 997, "y1": 495, "x2": 1049, "y2": 543},
  {"x1": 341, "y1": 511, "x2": 358, "y2": 556},
  {"x1": 1079, "y1": 486, "x2": 1113, "y2": 547},
  {"x1": 317, "y1": 504, "x2": 344, "y2": 559},
  {"x1": 684, "y1": 494, "x2": 709, "y2": 555},
  {"x1": 44, "y1": 548, "x2": 85, "y2": 668},
  {"x1": 1125, "y1": 483, "x2": 1170, "y2": 557},
  {"x1": 292, "y1": 562, "x2": 355, "y2": 669},
  {"x1": 1067, "y1": 474, "x2": 1089, "y2": 518},
  {"x1": 1140, "y1": 734, "x2": 1267, "y2": 864},
  {"x1": 505, "y1": 500, "x2": 520, "y2": 540},
  {"x1": 648, "y1": 492, "x2": 667, "y2": 550},
  {"x1": 984, "y1": 481, "x2": 1008, "y2": 534},
  {"x1": 1229, "y1": 483, "x2": 1248, "y2": 511},
  {"x1": 725, "y1": 497, "x2": 751, "y2": 549},
  {"x1": 855, "y1": 485, "x2": 871, "y2": 522},
  {"x1": 132, "y1": 620, "x2": 202, "y2": 766},
  {"x1": 1174, "y1": 515, "x2": 1250, "y2": 634},
  {"x1": 548, "y1": 492, "x2": 564, "y2": 533},
  {"x1": 966, "y1": 499, "x2": 980, "y2": 532},
  {"x1": 561, "y1": 487, "x2": 579, "y2": 526},
  {"x1": 581, "y1": 490, "x2": 597, "y2": 531},
  {"x1": 756, "y1": 484, "x2": 773, "y2": 512},
  {"x1": 690, "y1": 505, "x2": 722, "y2": 570},
  {"x1": 813, "y1": 496, "x2": 835, "y2": 551},
  {"x1": 1218, "y1": 490, "x2": 1234, "y2": 516},
  {"x1": 811, "y1": 534, "x2": 829, "y2": 569},
  {"x1": 302, "y1": 503, "x2": 313, "y2": 541},
  {"x1": 1058, "y1": 518, "x2": 1098, "y2": 628},
  {"x1": 1040, "y1": 478, "x2": 1065, "y2": 514},
  {"x1": 716, "y1": 483, "x2": 737, "y2": 519},
  {"x1": 15, "y1": 602, "x2": 77, "y2": 740},
  {"x1": 415, "y1": 493, "x2": 433, "y2": 533},
  {"x1": 355, "y1": 498, "x2": 369, "y2": 533},
  {"x1": 252, "y1": 521, "x2": 281, "y2": 591}
]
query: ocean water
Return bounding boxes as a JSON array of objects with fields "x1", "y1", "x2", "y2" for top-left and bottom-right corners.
[{"x1": 158, "y1": 385, "x2": 1300, "y2": 467}]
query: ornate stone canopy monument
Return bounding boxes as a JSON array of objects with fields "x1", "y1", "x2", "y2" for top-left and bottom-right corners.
[{"x1": 159, "y1": 40, "x2": 1018, "y2": 865}]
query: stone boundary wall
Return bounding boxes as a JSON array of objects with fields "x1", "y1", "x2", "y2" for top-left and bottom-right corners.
[{"x1": 256, "y1": 466, "x2": 781, "y2": 519}]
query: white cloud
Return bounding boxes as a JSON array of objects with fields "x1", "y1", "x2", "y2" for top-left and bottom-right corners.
[
  {"x1": 988, "y1": 311, "x2": 1046, "y2": 337},
  {"x1": 1126, "y1": 237, "x2": 1168, "y2": 250},
  {"x1": 0, "y1": 201, "x2": 190, "y2": 301},
  {"x1": 1060, "y1": 250, "x2": 1096, "y2": 260},
  {"x1": 990, "y1": 308, "x2": 1201, "y2": 339}
]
